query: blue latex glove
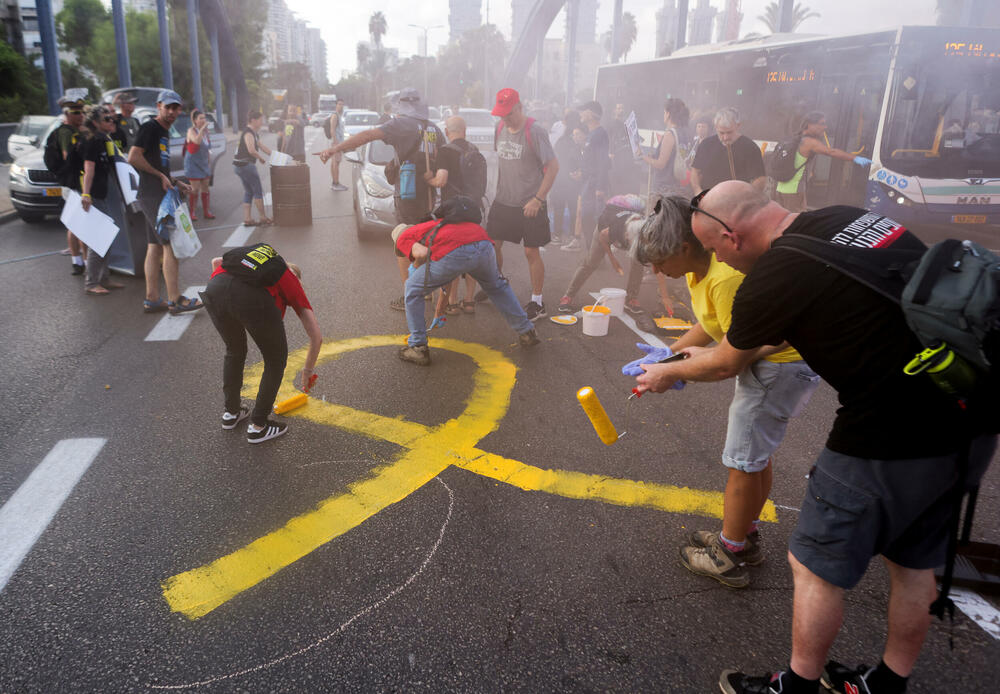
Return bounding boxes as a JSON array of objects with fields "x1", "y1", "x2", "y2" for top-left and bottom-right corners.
[
  {"x1": 407, "y1": 263, "x2": 417, "y2": 277},
  {"x1": 854, "y1": 156, "x2": 872, "y2": 167},
  {"x1": 622, "y1": 343, "x2": 686, "y2": 390},
  {"x1": 428, "y1": 315, "x2": 446, "y2": 331}
]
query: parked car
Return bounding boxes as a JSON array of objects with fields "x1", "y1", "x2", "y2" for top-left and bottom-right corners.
[
  {"x1": 342, "y1": 109, "x2": 380, "y2": 138},
  {"x1": 438, "y1": 108, "x2": 498, "y2": 149},
  {"x1": 310, "y1": 111, "x2": 332, "y2": 128},
  {"x1": 7, "y1": 115, "x2": 59, "y2": 161},
  {"x1": 346, "y1": 139, "x2": 396, "y2": 239},
  {"x1": 268, "y1": 110, "x2": 284, "y2": 133},
  {"x1": 8, "y1": 118, "x2": 65, "y2": 223}
]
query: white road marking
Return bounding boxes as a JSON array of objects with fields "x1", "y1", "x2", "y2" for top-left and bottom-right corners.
[
  {"x1": 587, "y1": 291, "x2": 668, "y2": 349},
  {"x1": 144, "y1": 286, "x2": 207, "y2": 342},
  {"x1": 0, "y1": 438, "x2": 106, "y2": 593},
  {"x1": 149, "y1": 477, "x2": 455, "y2": 689},
  {"x1": 222, "y1": 224, "x2": 253, "y2": 248},
  {"x1": 950, "y1": 587, "x2": 1000, "y2": 640}
]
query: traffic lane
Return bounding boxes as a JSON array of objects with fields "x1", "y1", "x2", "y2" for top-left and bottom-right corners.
[{"x1": 1, "y1": 151, "x2": 998, "y2": 691}]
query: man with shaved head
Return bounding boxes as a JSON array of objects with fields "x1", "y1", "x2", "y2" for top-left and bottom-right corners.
[{"x1": 633, "y1": 181, "x2": 996, "y2": 694}]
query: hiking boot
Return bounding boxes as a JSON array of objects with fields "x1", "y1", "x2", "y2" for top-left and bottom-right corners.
[
  {"x1": 688, "y1": 529, "x2": 763, "y2": 566},
  {"x1": 398, "y1": 344, "x2": 431, "y2": 366},
  {"x1": 679, "y1": 532, "x2": 750, "y2": 588},
  {"x1": 821, "y1": 661, "x2": 874, "y2": 694},
  {"x1": 624, "y1": 299, "x2": 645, "y2": 315},
  {"x1": 524, "y1": 301, "x2": 546, "y2": 322},
  {"x1": 518, "y1": 329, "x2": 540, "y2": 348},
  {"x1": 557, "y1": 295, "x2": 574, "y2": 313},
  {"x1": 389, "y1": 295, "x2": 406, "y2": 311},
  {"x1": 720, "y1": 670, "x2": 792, "y2": 694},
  {"x1": 561, "y1": 238, "x2": 582, "y2": 251},
  {"x1": 246, "y1": 420, "x2": 288, "y2": 444},
  {"x1": 221, "y1": 402, "x2": 251, "y2": 430}
]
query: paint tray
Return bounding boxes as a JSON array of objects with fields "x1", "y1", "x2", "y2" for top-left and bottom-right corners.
[{"x1": 654, "y1": 316, "x2": 694, "y2": 331}]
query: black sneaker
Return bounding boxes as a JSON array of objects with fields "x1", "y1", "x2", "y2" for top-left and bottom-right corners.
[
  {"x1": 821, "y1": 661, "x2": 874, "y2": 694},
  {"x1": 518, "y1": 329, "x2": 540, "y2": 348},
  {"x1": 398, "y1": 344, "x2": 431, "y2": 366},
  {"x1": 221, "y1": 403, "x2": 251, "y2": 430},
  {"x1": 524, "y1": 301, "x2": 546, "y2": 322},
  {"x1": 72, "y1": 262, "x2": 85, "y2": 276},
  {"x1": 720, "y1": 670, "x2": 790, "y2": 693},
  {"x1": 246, "y1": 420, "x2": 288, "y2": 444}
]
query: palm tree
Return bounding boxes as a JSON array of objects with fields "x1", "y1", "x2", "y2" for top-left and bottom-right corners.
[
  {"x1": 369, "y1": 11, "x2": 387, "y2": 48},
  {"x1": 758, "y1": 2, "x2": 820, "y2": 33},
  {"x1": 601, "y1": 12, "x2": 639, "y2": 62},
  {"x1": 356, "y1": 42, "x2": 370, "y2": 74}
]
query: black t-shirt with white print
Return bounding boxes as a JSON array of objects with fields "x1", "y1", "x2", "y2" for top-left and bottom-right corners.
[{"x1": 727, "y1": 206, "x2": 969, "y2": 459}]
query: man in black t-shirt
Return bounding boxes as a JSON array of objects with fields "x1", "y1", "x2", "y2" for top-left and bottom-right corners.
[
  {"x1": 690, "y1": 107, "x2": 766, "y2": 195},
  {"x1": 633, "y1": 180, "x2": 997, "y2": 694},
  {"x1": 127, "y1": 89, "x2": 201, "y2": 315}
]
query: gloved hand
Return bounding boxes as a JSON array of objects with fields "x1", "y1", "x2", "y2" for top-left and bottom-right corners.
[
  {"x1": 428, "y1": 315, "x2": 446, "y2": 331},
  {"x1": 622, "y1": 343, "x2": 686, "y2": 389},
  {"x1": 854, "y1": 156, "x2": 872, "y2": 167}
]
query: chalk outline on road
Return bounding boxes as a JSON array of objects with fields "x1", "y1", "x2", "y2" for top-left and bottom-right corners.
[
  {"x1": 148, "y1": 476, "x2": 455, "y2": 690},
  {"x1": 0, "y1": 438, "x2": 106, "y2": 593},
  {"x1": 161, "y1": 335, "x2": 777, "y2": 620}
]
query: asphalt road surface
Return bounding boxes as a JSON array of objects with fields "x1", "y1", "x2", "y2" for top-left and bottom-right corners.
[{"x1": 0, "y1": 128, "x2": 998, "y2": 693}]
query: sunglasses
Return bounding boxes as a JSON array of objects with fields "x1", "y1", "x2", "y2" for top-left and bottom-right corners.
[
  {"x1": 690, "y1": 187, "x2": 736, "y2": 236},
  {"x1": 102, "y1": 116, "x2": 115, "y2": 122},
  {"x1": 68, "y1": 110, "x2": 83, "y2": 115}
]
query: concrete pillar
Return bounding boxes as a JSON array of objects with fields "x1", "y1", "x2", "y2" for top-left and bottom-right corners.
[
  {"x1": 566, "y1": 0, "x2": 578, "y2": 107},
  {"x1": 187, "y1": 0, "x2": 204, "y2": 111},
  {"x1": 35, "y1": 0, "x2": 63, "y2": 114},
  {"x1": 778, "y1": 0, "x2": 794, "y2": 33},
  {"x1": 610, "y1": 0, "x2": 623, "y2": 63},
  {"x1": 210, "y1": 21, "x2": 224, "y2": 128},
  {"x1": 157, "y1": 0, "x2": 173, "y2": 89},
  {"x1": 676, "y1": 0, "x2": 689, "y2": 51},
  {"x1": 111, "y1": 0, "x2": 132, "y2": 87}
]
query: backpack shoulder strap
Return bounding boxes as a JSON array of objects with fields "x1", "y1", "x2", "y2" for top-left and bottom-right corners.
[
  {"x1": 494, "y1": 121, "x2": 503, "y2": 151},
  {"x1": 524, "y1": 117, "x2": 536, "y2": 156}
]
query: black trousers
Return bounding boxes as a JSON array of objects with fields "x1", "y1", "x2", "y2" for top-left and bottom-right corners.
[{"x1": 202, "y1": 274, "x2": 288, "y2": 426}]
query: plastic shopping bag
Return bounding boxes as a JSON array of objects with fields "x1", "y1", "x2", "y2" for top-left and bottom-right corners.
[{"x1": 170, "y1": 199, "x2": 201, "y2": 258}]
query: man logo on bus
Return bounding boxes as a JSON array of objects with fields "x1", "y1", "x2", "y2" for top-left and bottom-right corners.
[{"x1": 957, "y1": 196, "x2": 991, "y2": 205}]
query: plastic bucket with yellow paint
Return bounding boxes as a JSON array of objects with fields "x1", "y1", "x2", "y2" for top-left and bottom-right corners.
[
  {"x1": 581, "y1": 304, "x2": 612, "y2": 336},
  {"x1": 599, "y1": 287, "x2": 626, "y2": 316}
]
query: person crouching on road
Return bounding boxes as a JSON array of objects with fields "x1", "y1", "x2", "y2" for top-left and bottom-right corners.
[
  {"x1": 628, "y1": 196, "x2": 820, "y2": 589},
  {"x1": 79, "y1": 104, "x2": 127, "y2": 296},
  {"x1": 202, "y1": 244, "x2": 322, "y2": 444},
  {"x1": 393, "y1": 196, "x2": 540, "y2": 366}
]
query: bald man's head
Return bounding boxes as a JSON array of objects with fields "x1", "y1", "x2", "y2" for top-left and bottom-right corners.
[
  {"x1": 691, "y1": 180, "x2": 790, "y2": 273},
  {"x1": 444, "y1": 116, "x2": 466, "y2": 141}
]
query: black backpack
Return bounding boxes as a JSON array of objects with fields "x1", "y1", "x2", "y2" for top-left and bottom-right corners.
[
  {"x1": 43, "y1": 124, "x2": 83, "y2": 188},
  {"x1": 220, "y1": 243, "x2": 288, "y2": 287},
  {"x1": 449, "y1": 141, "x2": 487, "y2": 206},
  {"x1": 767, "y1": 136, "x2": 806, "y2": 183},
  {"x1": 322, "y1": 114, "x2": 332, "y2": 140}
]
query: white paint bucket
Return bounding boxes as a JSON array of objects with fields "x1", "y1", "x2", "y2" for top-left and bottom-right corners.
[
  {"x1": 599, "y1": 287, "x2": 627, "y2": 316},
  {"x1": 582, "y1": 304, "x2": 612, "y2": 336}
]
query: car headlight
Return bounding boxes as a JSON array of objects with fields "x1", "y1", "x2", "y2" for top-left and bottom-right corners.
[
  {"x1": 361, "y1": 170, "x2": 394, "y2": 198},
  {"x1": 10, "y1": 163, "x2": 27, "y2": 178},
  {"x1": 880, "y1": 182, "x2": 916, "y2": 207}
]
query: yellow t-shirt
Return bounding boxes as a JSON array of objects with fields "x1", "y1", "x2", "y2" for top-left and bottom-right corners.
[{"x1": 686, "y1": 254, "x2": 803, "y2": 363}]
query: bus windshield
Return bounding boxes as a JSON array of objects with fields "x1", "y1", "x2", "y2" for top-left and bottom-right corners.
[{"x1": 882, "y1": 60, "x2": 1000, "y2": 178}]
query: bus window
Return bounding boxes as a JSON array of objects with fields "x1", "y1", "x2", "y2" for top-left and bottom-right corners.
[{"x1": 882, "y1": 61, "x2": 1000, "y2": 178}]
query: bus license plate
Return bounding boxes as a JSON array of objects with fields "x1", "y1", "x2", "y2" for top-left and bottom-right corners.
[
  {"x1": 45, "y1": 188, "x2": 62, "y2": 197},
  {"x1": 952, "y1": 214, "x2": 986, "y2": 224}
]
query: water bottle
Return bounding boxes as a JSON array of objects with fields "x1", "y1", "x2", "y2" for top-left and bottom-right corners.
[
  {"x1": 904, "y1": 341, "x2": 979, "y2": 397},
  {"x1": 399, "y1": 160, "x2": 416, "y2": 201}
]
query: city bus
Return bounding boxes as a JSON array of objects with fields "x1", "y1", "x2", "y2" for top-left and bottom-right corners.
[
  {"x1": 317, "y1": 94, "x2": 338, "y2": 113},
  {"x1": 595, "y1": 25, "x2": 1000, "y2": 245}
]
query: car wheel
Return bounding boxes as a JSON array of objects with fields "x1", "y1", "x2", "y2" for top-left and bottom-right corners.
[{"x1": 354, "y1": 191, "x2": 369, "y2": 240}]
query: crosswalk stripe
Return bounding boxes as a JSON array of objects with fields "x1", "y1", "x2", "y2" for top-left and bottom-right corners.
[
  {"x1": 144, "y1": 285, "x2": 207, "y2": 341},
  {"x1": 0, "y1": 438, "x2": 106, "y2": 593},
  {"x1": 587, "y1": 291, "x2": 668, "y2": 349},
  {"x1": 222, "y1": 224, "x2": 253, "y2": 248}
]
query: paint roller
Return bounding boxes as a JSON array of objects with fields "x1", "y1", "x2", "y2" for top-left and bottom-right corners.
[
  {"x1": 577, "y1": 352, "x2": 689, "y2": 445},
  {"x1": 274, "y1": 393, "x2": 308, "y2": 414}
]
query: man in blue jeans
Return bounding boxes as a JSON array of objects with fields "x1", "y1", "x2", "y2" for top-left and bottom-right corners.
[{"x1": 393, "y1": 197, "x2": 539, "y2": 366}]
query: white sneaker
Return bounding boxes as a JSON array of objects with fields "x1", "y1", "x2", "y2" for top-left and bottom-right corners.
[
  {"x1": 247, "y1": 420, "x2": 288, "y2": 444},
  {"x1": 561, "y1": 238, "x2": 582, "y2": 251}
]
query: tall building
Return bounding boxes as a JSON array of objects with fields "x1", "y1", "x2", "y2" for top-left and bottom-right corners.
[
  {"x1": 263, "y1": 0, "x2": 292, "y2": 69},
  {"x1": 305, "y1": 26, "x2": 327, "y2": 85},
  {"x1": 688, "y1": 0, "x2": 717, "y2": 46},
  {"x1": 449, "y1": 0, "x2": 481, "y2": 43},
  {"x1": 563, "y1": 0, "x2": 598, "y2": 47},
  {"x1": 655, "y1": 0, "x2": 679, "y2": 56},
  {"x1": 715, "y1": 0, "x2": 742, "y2": 42},
  {"x1": 3, "y1": 1, "x2": 65, "y2": 65}
]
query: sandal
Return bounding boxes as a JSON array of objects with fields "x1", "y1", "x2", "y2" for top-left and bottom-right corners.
[
  {"x1": 167, "y1": 295, "x2": 204, "y2": 314},
  {"x1": 243, "y1": 220, "x2": 258, "y2": 227},
  {"x1": 259, "y1": 217, "x2": 274, "y2": 226},
  {"x1": 461, "y1": 300, "x2": 476, "y2": 314},
  {"x1": 102, "y1": 280, "x2": 126, "y2": 290},
  {"x1": 143, "y1": 298, "x2": 168, "y2": 313},
  {"x1": 445, "y1": 303, "x2": 462, "y2": 316},
  {"x1": 86, "y1": 287, "x2": 110, "y2": 296}
]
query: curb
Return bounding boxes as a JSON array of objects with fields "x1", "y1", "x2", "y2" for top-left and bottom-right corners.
[{"x1": 0, "y1": 209, "x2": 17, "y2": 225}]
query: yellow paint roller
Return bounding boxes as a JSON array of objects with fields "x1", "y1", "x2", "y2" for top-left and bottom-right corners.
[
  {"x1": 577, "y1": 386, "x2": 619, "y2": 445},
  {"x1": 273, "y1": 393, "x2": 308, "y2": 414}
]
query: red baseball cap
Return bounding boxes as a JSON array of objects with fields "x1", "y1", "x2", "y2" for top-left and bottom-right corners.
[{"x1": 491, "y1": 88, "x2": 520, "y2": 117}]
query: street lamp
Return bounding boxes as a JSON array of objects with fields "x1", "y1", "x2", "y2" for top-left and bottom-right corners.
[{"x1": 408, "y1": 23, "x2": 443, "y2": 102}]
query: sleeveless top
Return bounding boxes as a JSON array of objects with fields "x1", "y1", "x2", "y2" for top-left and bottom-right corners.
[
  {"x1": 652, "y1": 129, "x2": 679, "y2": 193},
  {"x1": 183, "y1": 130, "x2": 212, "y2": 179},
  {"x1": 234, "y1": 128, "x2": 258, "y2": 166},
  {"x1": 775, "y1": 150, "x2": 809, "y2": 194}
]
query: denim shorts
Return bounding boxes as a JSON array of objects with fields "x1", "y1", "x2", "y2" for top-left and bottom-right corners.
[
  {"x1": 722, "y1": 359, "x2": 820, "y2": 473},
  {"x1": 790, "y1": 435, "x2": 996, "y2": 589},
  {"x1": 234, "y1": 163, "x2": 263, "y2": 203}
]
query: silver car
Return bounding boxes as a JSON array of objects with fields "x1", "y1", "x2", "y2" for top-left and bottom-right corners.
[
  {"x1": 8, "y1": 118, "x2": 66, "y2": 223},
  {"x1": 438, "y1": 108, "x2": 499, "y2": 150},
  {"x1": 7, "y1": 115, "x2": 59, "y2": 161},
  {"x1": 342, "y1": 110, "x2": 380, "y2": 138},
  {"x1": 346, "y1": 139, "x2": 396, "y2": 239}
]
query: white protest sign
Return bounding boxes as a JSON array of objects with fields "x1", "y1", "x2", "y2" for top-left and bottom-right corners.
[
  {"x1": 269, "y1": 150, "x2": 293, "y2": 167},
  {"x1": 624, "y1": 111, "x2": 642, "y2": 159},
  {"x1": 60, "y1": 190, "x2": 120, "y2": 258},
  {"x1": 115, "y1": 161, "x2": 139, "y2": 206}
]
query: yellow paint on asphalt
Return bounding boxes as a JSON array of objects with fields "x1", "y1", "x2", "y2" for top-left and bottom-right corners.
[{"x1": 161, "y1": 335, "x2": 777, "y2": 620}]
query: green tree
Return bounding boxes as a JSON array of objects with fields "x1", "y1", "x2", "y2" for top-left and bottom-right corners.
[
  {"x1": 0, "y1": 39, "x2": 48, "y2": 120},
  {"x1": 369, "y1": 11, "x2": 387, "y2": 48},
  {"x1": 55, "y1": 0, "x2": 108, "y2": 56},
  {"x1": 602, "y1": 12, "x2": 638, "y2": 62},
  {"x1": 757, "y1": 2, "x2": 820, "y2": 33},
  {"x1": 60, "y1": 59, "x2": 100, "y2": 102}
]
